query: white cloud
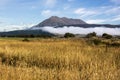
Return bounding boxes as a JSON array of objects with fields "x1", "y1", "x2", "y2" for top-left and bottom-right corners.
[
  {"x1": 105, "y1": 6, "x2": 120, "y2": 14},
  {"x1": 110, "y1": 0, "x2": 120, "y2": 4},
  {"x1": 113, "y1": 17, "x2": 120, "y2": 21},
  {"x1": 63, "y1": 5, "x2": 70, "y2": 10},
  {"x1": 112, "y1": 15, "x2": 120, "y2": 21},
  {"x1": 0, "y1": 23, "x2": 35, "y2": 32},
  {"x1": 32, "y1": 26, "x2": 120, "y2": 35},
  {"x1": 74, "y1": 8, "x2": 98, "y2": 17},
  {"x1": 45, "y1": 0, "x2": 57, "y2": 8},
  {"x1": 31, "y1": 6, "x2": 37, "y2": 9},
  {"x1": 41, "y1": 10, "x2": 51, "y2": 15},
  {"x1": 41, "y1": 10, "x2": 60, "y2": 17},
  {"x1": 74, "y1": 8, "x2": 85, "y2": 14},
  {"x1": 68, "y1": 0, "x2": 74, "y2": 2},
  {"x1": 86, "y1": 19, "x2": 107, "y2": 24},
  {"x1": 1, "y1": 24, "x2": 120, "y2": 35},
  {"x1": 73, "y1": 6, "x2": 120, "y2": 24},
  {"x1": 74, "y1": 6, "x2": 120, "y2": 17},
  {"x1": 0, "y1": 0, "x2": 9, "y2": 6}
]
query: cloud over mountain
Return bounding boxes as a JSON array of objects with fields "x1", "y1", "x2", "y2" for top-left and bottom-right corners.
[{"x1": 31, "y1": 26, "x2": 120, "y2": 35}]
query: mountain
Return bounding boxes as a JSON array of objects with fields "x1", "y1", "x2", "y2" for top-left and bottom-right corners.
[
  {"x1": 0, "y1": 16, "x2": 120, "y2": 37},
  {"x1": 35, "y1": 16, "x2": 87, "y2": 27},
  {"x1": 33, "y1": 16, "x2": 120, "y2": 28}
]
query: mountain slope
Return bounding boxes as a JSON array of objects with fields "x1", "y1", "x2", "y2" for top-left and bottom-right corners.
[
  {"x1": 35, "y1": 16, "x2": 87, "y2": 27},
  {"x1": 0, "y1": 30, "x2": 54, "y2": 37}
]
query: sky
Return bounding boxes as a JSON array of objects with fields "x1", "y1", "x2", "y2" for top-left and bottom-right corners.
[{"x1": 0, "y1": 0, "x2": 120, "y2": 31}]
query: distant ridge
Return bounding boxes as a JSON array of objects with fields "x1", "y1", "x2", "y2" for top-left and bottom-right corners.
[{"x1": 35, "y1": 16, "x2": 87, "y2": 27}]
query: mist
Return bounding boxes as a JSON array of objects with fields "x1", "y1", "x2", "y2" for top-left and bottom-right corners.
[{"x1": 32, "y1": 26, "x2": 120, "y2": 35}]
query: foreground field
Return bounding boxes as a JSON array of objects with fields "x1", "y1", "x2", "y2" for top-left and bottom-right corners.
[{"x1": 0, "y1": 38, "x2": 120, "y2": 80}]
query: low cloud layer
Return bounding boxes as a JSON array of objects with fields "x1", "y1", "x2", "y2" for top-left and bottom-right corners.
[
  {"x1": 0, "y1": 24, "x2": 35, "y2": 32},
  {"x1": 32, "y1": 26, "x2": 120, "y2": 35}
]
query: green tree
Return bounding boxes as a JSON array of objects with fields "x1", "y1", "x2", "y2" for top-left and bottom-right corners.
[
  {"x1": 86, "y1": 32, "x2": 97, "y2": 38},
  {"x1": 102, "y1": 33, "x2": 112, "y2": 39},
  {"x1": 64, "y1": 33, "x2": 75, "y2": 38}
]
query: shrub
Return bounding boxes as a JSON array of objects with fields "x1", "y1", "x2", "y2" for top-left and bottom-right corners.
[
  {"x1": 64, "y1": 33, "x2": 75, "y2": 38},
  {"x1": 30, "y1": 34, "x2": 35, "y2": 38},
  {"x1": 111, "y1": 42, "x2": 120, "y2": 47},
  {"x1": 92, "y1": 39, "x2": 101, "y2": 45},
  {"x1": 86, "y1": 32, "x2": 97, "y2": 38},
  {"x1": 22, "y1": 38, "x2": 30, "y2": 42},
  {"x1": 115, "y1": 36, "x2": 120, "y2": 39},
  {"x1": 87, "y1": 38, "x2": 102, "y2": 45},
  {"x1": 102, "y1": 33, "x2": 113, "y2": 39}
]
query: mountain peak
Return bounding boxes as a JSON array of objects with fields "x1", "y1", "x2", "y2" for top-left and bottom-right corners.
[
  {"x1": 50, "y1": 16, "x2": 59, "y2": 18},
  {"x1": 36, "y1": 16, "x2": 87, "y2": 27}
]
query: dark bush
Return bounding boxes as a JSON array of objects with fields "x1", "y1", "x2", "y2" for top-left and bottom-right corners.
[
  {"x1": 30, "y1": 34, "x2": 35, "y2": 38},
  {"x1": 102, "y1": 33, "x2": 113, "y2": 39},
  {"x1": 64, "y1": 33, "x2": 75, "y2": 38},
  {"x1": 86, "y1": 32, "x2": 97, "y2": 38},
  {"x1": 22, "y1": 38, "x2": 30, "y2": 42},
  {"x1": 115, "y1": 36, "x2": 120, "y2": 39},
  {"x1": 111, "y1": 42, "x2": 120, "y2": 47},
  {"x1": 87, "y1": 38, "x2": 102, "y2": 45},
  {"x1": 92, "y1": 39, "x2": 102, "y2": 45}
]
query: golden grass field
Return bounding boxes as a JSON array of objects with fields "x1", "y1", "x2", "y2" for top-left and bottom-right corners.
[{"x1": 0, "y1": 38, "x2": 120, "y2": 80}]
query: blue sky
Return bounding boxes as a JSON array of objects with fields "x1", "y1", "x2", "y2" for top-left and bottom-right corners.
[{"x1": 0, "y1": 0, "x2": 120, "y2": 31}]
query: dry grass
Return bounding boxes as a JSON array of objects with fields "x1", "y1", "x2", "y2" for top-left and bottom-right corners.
[{"x1": 0, "y1": 38, "x2": 120, "y2": 80}]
